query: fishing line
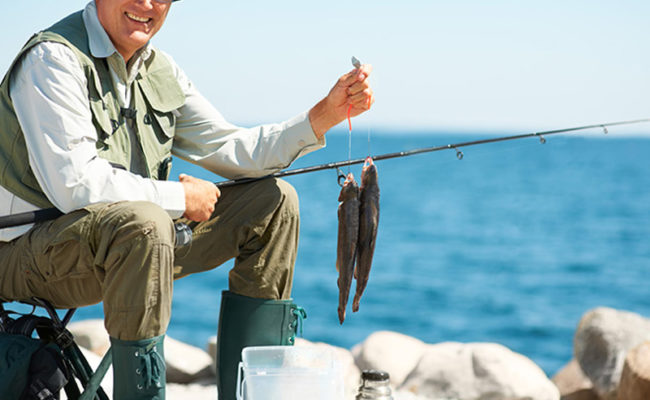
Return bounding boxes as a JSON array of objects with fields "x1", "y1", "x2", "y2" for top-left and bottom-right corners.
[
  {"x1": 367, "y1": 127, "x2": 372, "y2": 157},
  {"x1": 346, "y1": 56, "x2": 363, "y2": 175},
  {"x1": 0, "y1": 117, "x2": 648, "y2": 229},
  {"x1": 347, "y1": 105, "x2": 353, "y2": 175}
]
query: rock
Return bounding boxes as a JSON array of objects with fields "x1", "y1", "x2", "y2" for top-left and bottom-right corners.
[
  {"x1": 399, "y1": 342, "x2": 560, "y2": 400},
  {"x1": 351, "y1": 330, "x2": 427, "y2": 387},
  {"x1": 207, "y1": 335, "x2": 217, "y2": 375},
  {"x1": 551, "y1": 359, "x2": 599, "y2": 400},
  {"x1": 68, "y1": 319, "x2": 110, "y2": 357},
  {"x1": 574, "y1": 307, "x2": 650, "y2": 400},
  {"x1": 393, "y1": 390, "x2": 432, "y2": 400},
  {"x1": 68, "y1": 319, "x2": 214, "y2": 384},
  {"x1": 617, "y1": 341, "x2": 650, "y2": 400},
  {"x1": 296, "y1": 338, "x2": 361, "y2": 399},
  {"x1": 165, "y1": 336, "x2": 215, "y2": 384},
  {"x1": 167, "y1": 381, "x2": 217, "y2": 400}
]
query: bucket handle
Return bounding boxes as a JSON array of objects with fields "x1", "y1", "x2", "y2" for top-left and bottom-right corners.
[{"x1": 236, "y1": 361, "x2": 244, "y2": 400}]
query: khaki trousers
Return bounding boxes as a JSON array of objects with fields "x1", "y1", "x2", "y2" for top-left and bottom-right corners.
[{"x1": 0, "y1": 178, "x2": 299, "y2": 340}]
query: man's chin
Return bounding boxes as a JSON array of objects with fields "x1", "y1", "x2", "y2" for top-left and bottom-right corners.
[{"x1": 127, "y1": 33, "x2": 153, "y2": 48}]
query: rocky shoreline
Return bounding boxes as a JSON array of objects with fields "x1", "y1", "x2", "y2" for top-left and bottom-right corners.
[{"x1": 64, "y1": 307, "x2": 650, "y2": 400}]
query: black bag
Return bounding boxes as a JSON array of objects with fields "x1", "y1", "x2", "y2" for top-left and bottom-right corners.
[{"x1": 0, "y1": 315, "x2": 69, "y2": 400}]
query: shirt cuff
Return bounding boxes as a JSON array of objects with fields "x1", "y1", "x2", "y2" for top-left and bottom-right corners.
[
  {"x1": 282, "y1": 111, "x2": 326, "y2": 155},
  {"x1": 152, "y1": 180, "x2": 186, "y2": 219}
]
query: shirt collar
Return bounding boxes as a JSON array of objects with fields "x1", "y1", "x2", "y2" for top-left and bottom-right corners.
[{"x1": 82, "y1": 1, "x2": 153, "y2": 62}]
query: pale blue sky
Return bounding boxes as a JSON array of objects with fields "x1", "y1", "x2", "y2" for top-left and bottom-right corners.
[{"x1": 2, "y1": 1, "x2": 649, "y2": 134}]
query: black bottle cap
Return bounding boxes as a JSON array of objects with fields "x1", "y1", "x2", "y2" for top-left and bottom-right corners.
[{"x1": 362, "y1": 370, "x2": 390, "y2": 381}]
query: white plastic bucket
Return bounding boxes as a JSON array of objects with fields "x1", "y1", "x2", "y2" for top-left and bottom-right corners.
[{"x1": 236, "y1": 345, "x2": 344, "y2": 400}]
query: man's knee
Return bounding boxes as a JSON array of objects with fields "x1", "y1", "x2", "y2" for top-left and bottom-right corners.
[
  {"x1": 274, "y1": 178, "x2": 299, "y2": 218},
  {"x1": 92, "y1": 201, "x2": 175, "y2": 248}
]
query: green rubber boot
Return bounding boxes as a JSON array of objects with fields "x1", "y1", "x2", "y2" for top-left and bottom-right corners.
[
  {"x1": 216, "y1": 291, "x2": 307, "y2": 400},
  {"x1": 110, "y1": 335, "x2": 166, "y2": 400}
]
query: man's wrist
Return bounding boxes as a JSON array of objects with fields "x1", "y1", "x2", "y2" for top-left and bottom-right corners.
[{"x1": 308, "y1": 98, "x2": 343, "y2": 139}]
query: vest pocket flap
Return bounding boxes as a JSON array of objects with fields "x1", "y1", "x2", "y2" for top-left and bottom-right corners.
[
  {"x1": 150, "y1": 109, "x2": 176, "y2": 139},
  {"x1": 138, "y1": 76, "x2": 185, "y2": 113}
]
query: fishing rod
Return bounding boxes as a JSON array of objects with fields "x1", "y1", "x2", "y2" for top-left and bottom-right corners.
[
  {"x1": 214, "y1": 117, "x2": 650, "y2": 188},
  {"x1": 0, "y1": 117, "x2": 648, "y2": 229}
]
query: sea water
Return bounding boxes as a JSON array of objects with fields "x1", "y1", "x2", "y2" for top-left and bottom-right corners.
[{"x1": 75, "y1": 129, "x2": 650, "y2": 375}]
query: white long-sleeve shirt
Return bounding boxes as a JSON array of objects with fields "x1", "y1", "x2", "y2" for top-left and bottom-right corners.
[{"x1": 0, "y1": 1, "x2": 324, "y2": 242}]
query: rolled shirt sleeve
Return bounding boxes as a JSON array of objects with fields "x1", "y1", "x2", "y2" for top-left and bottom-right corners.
[{"x1": 10, "y1": 43, "x2": 186, "y2": 218}]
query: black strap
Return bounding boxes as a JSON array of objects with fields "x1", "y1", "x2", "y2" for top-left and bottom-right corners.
[
  {"x1": 6, "y1": 315, "x2": 51, "y2": 337},
  {"x1": 22, "y1": 346, "x2": 69, "y2": 400},
  {"x1": 120, "y1": 107, "x2": 137, "y2": 120}
]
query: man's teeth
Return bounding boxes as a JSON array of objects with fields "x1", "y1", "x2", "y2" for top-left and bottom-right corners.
[{"x1": 126, "y1": 12, "x2": 150, "y2": 23}]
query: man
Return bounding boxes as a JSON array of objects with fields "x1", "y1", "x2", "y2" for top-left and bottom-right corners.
[{"x1": 0, "y1": 0, "x2": 373, "y2": 399}]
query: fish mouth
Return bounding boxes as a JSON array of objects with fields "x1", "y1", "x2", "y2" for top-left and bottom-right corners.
[
  {"x1": 362, "y1": 157, "x2": 374, "y2": 172},
  {"x1": 125, "y1": 12, "x2": 152, "y2": 24}
]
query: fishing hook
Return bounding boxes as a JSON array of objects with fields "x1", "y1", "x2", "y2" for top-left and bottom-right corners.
[
  {"x1": 602, "y1": 125, "x2": 608, "y2": 134},
  {"x1": 538, "y1": 134, "x2": 547, "y2": 144},
  {"x1": 336, "y1": 167, "x2": 347, "y2": 187}
]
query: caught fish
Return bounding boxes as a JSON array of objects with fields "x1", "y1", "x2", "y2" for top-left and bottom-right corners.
[
  {"x1": 336, "y1": 173, "x2": 360, "y2": 324},
  {"x1": 353, "y1": 157, "x2": 380, "y2": 312}
]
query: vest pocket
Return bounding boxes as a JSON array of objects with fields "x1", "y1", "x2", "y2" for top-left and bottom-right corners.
[{"x1": 149, "y1": 109, "x2": 175, "y2": 140}]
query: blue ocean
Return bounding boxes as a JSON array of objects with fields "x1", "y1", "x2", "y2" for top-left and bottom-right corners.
[{"x1": 75, "y1": 129, "x2": 650, "y2": 376}]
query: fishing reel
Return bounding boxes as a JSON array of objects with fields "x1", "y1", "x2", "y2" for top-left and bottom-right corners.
[{"x1": 174, "y1": 222, "x2": 193, "y2": 248}]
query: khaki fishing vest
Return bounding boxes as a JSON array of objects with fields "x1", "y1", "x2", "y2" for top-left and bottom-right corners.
[{"x1": 0, "y1": 11, "x2": 185, "y2": 209}]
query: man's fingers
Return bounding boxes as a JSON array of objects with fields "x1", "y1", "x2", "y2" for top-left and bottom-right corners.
[
  {"x1": 358, "y1": 64, "x2": 372, "y2": 78},
  {"x1": 180, "y1": 174, "x2": 220, "y2": 222},
  {"x1": 349, "y1": 88, "x2": 374, "y2": 107},
  {"x1": 339, "y1": 63, "x2": 372, "y2": 87},
  {"x1": 347, "y1": 79, "x2": 371, "y2": 96}
]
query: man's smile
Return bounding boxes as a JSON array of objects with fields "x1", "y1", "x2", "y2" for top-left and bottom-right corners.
[{"x1": 125, "y1": 12, "x2": 151, "y2": 23}]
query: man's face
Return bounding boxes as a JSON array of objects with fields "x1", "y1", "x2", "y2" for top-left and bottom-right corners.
[{"x1": 96, "y1": 0, "x2": 171, "y2": 61}]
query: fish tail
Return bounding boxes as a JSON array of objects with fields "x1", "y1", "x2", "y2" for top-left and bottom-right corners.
[
  {"x1": 338, "y1": 307, "x2": 346, "y2": 324},
  {"x1": 352, "y1": 293, "x2": 360, "y2": 313}
]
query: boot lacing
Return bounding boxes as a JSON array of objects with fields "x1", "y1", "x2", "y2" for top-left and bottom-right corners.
[
  {"x1": 290, "y1": 306, "x2": 307, "y2": 343},
  {"x1": 134, "y1": 338, "x2": 165, "y2": 390}
]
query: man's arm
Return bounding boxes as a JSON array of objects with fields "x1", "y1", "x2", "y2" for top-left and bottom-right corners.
[
  {"x1": 10, "y1": 43, "x2": 186, "y2": 217},
  {"x1": 166, "y1": 52, "x2": 373, "y2": 180}
]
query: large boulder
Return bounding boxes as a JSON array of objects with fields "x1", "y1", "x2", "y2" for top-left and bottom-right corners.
[
  {"x1": 551, "y1": 359, "x2": 599, "y2": 400},
  {"x1": 574, "y1": 307, "x2": 650, "y2": 400},
  {"x1": 351, "y1": 331, "x2": 427, "y2": 387},
  {"x1": 399, "y1": 342, "x2": 559, "y2": 400},
  {"x1": 616, "y1": 341, "x2": 650, "y2": 400},
  {"x1": 167, "y1": 381, "x2": 217, "y2": 400},
  {"x1": 165, "y1": 336, "x2": 215, "y2": 384},
  {"x1": 206, "y1": 335, "x2": 217, "y2": 374},
  {"x1": 68, "y1": 319, "x2": 110, "y2": 357}
]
